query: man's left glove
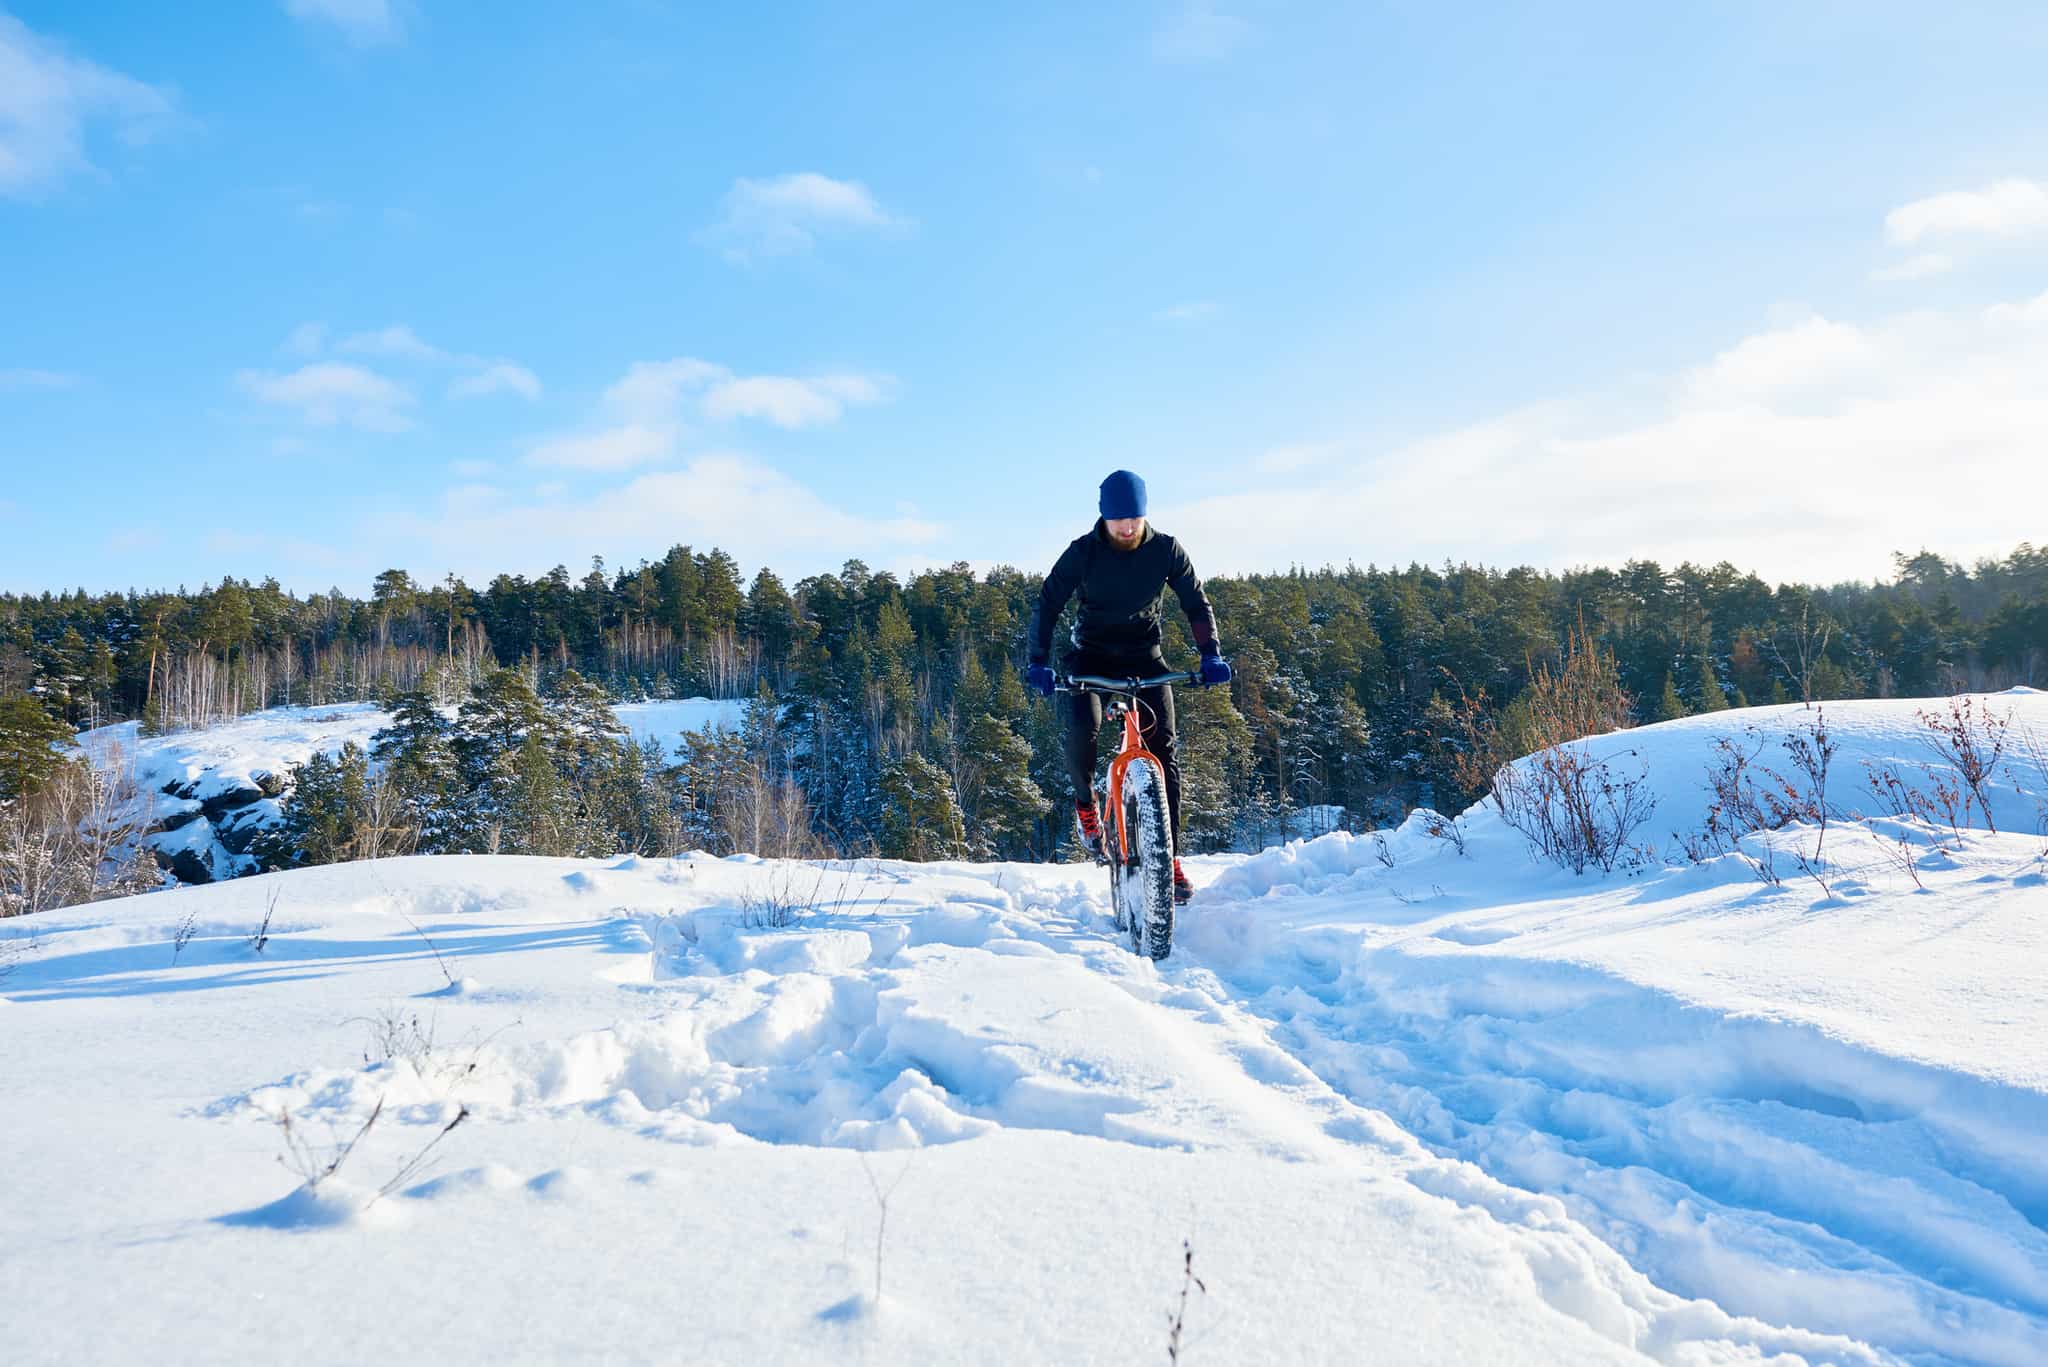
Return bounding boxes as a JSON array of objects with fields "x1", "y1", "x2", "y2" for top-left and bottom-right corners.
[
  {"x1": 1027, "y1": 663, "x2": 1057, "y2": 697},
  {"x1": 1199, "y1": 653, "x2": 1232, "y2": 687}
]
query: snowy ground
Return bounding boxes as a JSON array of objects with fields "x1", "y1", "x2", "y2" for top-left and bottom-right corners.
[{"x1": 8, "y1": 693, "x2": 2047, "y2": 1365}]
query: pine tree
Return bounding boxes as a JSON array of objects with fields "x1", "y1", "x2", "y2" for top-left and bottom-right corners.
[
  {"x1": 371, "y1": 690, "x2": 465, "y2": 852},
  {"x1": 494, "y1": 733, "x2": 589, "y2": 856},
  {"x1": 261, "y1": 742, "x2": 372, "y2": 868},
  {"x1": 1694, "y1": 654, "x2": 1730, "y2": 712},
  {"x1": 1656, "y1": 674, "x2": 1689, "y2": 722},
  {"x1": 877, "y1": 753, "x2": 968, "y2": 861},
  {"x1": 0, "y1": 694, "x2": 76, "y2": 802},
  {"x1": 956, "y1": 713, "x2": 1045, "y2": 857},
  {"x1": 454, "y1": 667, "x2": 547, "y2": 786}
]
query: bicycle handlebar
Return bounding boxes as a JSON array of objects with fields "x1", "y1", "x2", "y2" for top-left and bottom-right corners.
[{"x1": 1057, "y1": 670, "x2": 1203, "y2": 693}]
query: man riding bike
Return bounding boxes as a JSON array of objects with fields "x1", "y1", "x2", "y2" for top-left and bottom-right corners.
[{"x1": 1025, "y1": 470, "x2": 1232, "y2": 905}]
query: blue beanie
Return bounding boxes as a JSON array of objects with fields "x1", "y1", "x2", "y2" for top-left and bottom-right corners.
[{"x1": 1099, "y1": 469, "x2": 1147, "y2": 520}]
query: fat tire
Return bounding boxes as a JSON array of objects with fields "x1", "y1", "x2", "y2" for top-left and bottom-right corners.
[{"x1": 1119, "y1": 760, "x2": 1176, "y2": 960}]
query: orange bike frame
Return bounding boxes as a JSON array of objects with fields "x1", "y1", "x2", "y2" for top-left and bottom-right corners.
[{"x1": 1105, "y1": 699, "x2": 1169, "y2": 865}]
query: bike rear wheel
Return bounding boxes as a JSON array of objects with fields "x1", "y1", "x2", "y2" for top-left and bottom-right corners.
[{"x1": 1113, "y1": 758, "x2": 1175, "y2": 960}]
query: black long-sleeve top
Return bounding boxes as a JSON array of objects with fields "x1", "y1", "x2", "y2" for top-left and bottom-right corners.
[{"x1": 1026, "y1": 521, "x2": 1219, "y2": 665}]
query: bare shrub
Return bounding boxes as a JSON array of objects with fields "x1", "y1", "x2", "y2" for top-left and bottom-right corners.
[
  {"x1": 248, "y1": 887, "x2": 280, "y2": 954},
  {"x1": 1780, "y1": 708, "x2": 1838, "y2": 896},
  {"x1": 1917, "y1": 696, "x2": 2012, "y2": 834},
  {"x1": 856, "y1": 1150, "x2": 916, "y2": 1303},
  {"x1": 1418, "y1": 808, "x2": 1467, "y2": 857},
  {"x1": 739, "y1": 859, "x2": 875, "y2": 929},
  {"x1": 1166, "y1": 1238, "x2": 1209, "y2": 1364},
  {"x1": 0, "y1": 744, "x2": 157, "y2": 917},
  {"x1": 350, "y1": 1004, "x2": 440, "y2": 1068},
  {"x1": 275, "y1": 1097, "x2": 384, "y2": 1189},
  {"x1": 1371, "y1": 831, "x2": 1395, "y2": 868},
  {"x1": 2015, "y1": 724, "x2": 2048, "y2": 838},
  {"x1": 1436, "y1": 620, "x2": 1636, "y2": 809},
  {"x1": 172, "y1": 909, "x2": 199, "y2": 964},
  {"x1": 1492, "y1": 743, "x2": 1657, "y2": 875}
]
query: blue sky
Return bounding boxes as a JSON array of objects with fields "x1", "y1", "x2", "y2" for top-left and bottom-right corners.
[{"x1": 4, "y1": 1, "x2": 2047, "y2": 595}]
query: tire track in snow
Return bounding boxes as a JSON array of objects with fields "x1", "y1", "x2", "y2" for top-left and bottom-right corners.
[{"x1": 1157, "y1": 877, "x2": 2048, "y2": 1367}]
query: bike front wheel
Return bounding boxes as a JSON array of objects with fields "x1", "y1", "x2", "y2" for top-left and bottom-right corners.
[{"x1": 1113, "y1": 758, "x2": 1176, "y2": 960}]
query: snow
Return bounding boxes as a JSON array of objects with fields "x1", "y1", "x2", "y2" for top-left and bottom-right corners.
[
  {"x1": 72, "y1": 699, "x2": 745, "y2": 884},
  {"x1": 8, "y1": 692, "x2": 2047, "y2": 1365}
]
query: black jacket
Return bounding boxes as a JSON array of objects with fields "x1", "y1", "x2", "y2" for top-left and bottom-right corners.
[{"x1": 1027, "y1": 521, "x2": 1219, "y2": 665}]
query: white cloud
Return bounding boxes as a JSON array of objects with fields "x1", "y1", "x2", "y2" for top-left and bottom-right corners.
[
  {"x1": 525, "y1": 424, "x2": 672, "y2": 472},
  {"x1": 236, "y1": 362, "x2": 414, "y2": 431},
  {"x1": 1153, "y1": 3, "x2": 1251, "y2": 64},
  {"x1": 392, "y1": 454, "x2": 942, "y2": 580},
  {"x1": 0, "y1": 15, "x2": 177, "y2": 198},
  {"x1": 0, "y1": 368, "x2": 81, "y2": 390},
  {"x1": 338, "y1": 323, "x2": 446, "y2": 362},
  {"x1": 1159, "y1": 291, "x2": 2048, "y2": 586},
  {"x1": 331, "y1": 324, "x2": 539, "y2": 400},
  {"x1": 283, "y1": 0, "x2": 403, "y2": 47},
  {"x1": 449, "y1": 459, "x2": 497, "y2": 478},
  {"x1": 701, "y1": 172, "x2": 907, "y2": 261},
  {"x1": 603, "y1": 358, "x2": 728, "y2": 423},
  {"x1": 1885, "y1": 177, "x2": 2048, "y2": 245},
  {"x1": 282, "y1": 321, "x2": 327, "y2": 356},
  {"x1": 702, "y1": 373, "x2": 884, "y2": 429},
  {"x1": 1871, "y1": 252, "x2": 1954, "y2": 283},
  {"x1": 600, "y1": 356, "x2": 888, "y2": 430},
  {"x1": 449, "y1": 362, "x2": 541, "y2": 401},
  {"x1": 1988, "y1": 287, "x2": 2048, "y2": 326},
  {"x1": 1681, "y1": 316, "x2": 1880, "y2": 405}
]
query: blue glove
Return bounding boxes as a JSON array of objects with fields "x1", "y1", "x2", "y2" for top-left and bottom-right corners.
[
  {"x1": 1199, "y1": 653, "x2": 1232, "y2": 687},
  {"x1": 1027, "y1": 663, "x2": 1057, "y2": 697}
]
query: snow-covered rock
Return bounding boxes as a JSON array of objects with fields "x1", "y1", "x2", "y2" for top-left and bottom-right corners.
[{"x1": 76, "y1": 698, "x2": 746, "y2": 886}]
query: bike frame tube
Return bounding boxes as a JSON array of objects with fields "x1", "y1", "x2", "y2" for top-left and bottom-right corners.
[
  {"x1": 1060, "y1": 671, "x2": 1197, "y2": 864},
  {"x1": 1107, "y1": 706, "x2": 1167, "y2": 864}
]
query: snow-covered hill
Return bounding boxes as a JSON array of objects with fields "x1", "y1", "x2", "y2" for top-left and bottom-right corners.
[
  {"x1": 9, "y1": 693, "x2": 2047, "y2": 1365},
  {"x1": 77, "y1": 699, "x2": 746, "y2": 884}
]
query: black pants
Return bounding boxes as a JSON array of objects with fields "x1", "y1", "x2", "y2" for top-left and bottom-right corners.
[{"x1": 1061, "y1": 650, "x2": 1181, "y2": 845}]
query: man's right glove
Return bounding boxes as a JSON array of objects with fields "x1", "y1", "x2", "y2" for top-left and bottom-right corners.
[
  {"x1": 1027, "y1": 663, "x2": 1057, "y2": 697},
  {"x1": 1199, "y1": 653, "x2": 1233, "y2": 687}
]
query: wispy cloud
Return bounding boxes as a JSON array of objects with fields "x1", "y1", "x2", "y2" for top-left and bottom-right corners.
[
  {"x1": 1162, "y1": 292, "x2": 2048, "y2": 585},
  {"x1": 317, "y1": 323, "x2": 540, "y2": 401},
  {"x1": 1153, "y1": 3, "x2": 1251, "y2": 65},
  {"x1": 701, "y1": 373, "x2": 884, "y2": 428},
  {"x1": 0, "y1": 14, "x2": 178, "y2": 198},
  {"x1": 393, "y1": 454, "x2": 942, "y2": 581},
  {"x1": 282, "y1": 0, "x2": 405, "y2": 47},
  {"x1": 338, "y1": 323, "x2": 446, "y2": 362},
  {"x1": 235, "y1": 362, "x2": 414, "y2": 431},
  {"x1": 1988, "y1": 286, "x2": 2048, "y2": 326},
  {"x1": 1681, "y1": 316, "x2": 1879, "y2": 404},
  {"x1": 0, "y1": 368, "x2": 83, "y2": 390},
  {"x1": 282, "y1": 322, "x2": 328, "y2": 356},
  {"x1": 448, "y1": 363, "x2": 542, "y2": 401},
  {"x1": 1885, "y1": 177, "x2": 2048, "y2": 245},
  {"x1": 526, "y1": 424, "x2": 671, "y2": 472},
  {"x1": 1871, "y1": 252, "x2": 1953, "y2": 283},
  {"x1": 700, "y1": 172, "x2": 909, "y2": 262},
  {"x1": 523, "y1": 357, "x2": 887, "y2": 475}
]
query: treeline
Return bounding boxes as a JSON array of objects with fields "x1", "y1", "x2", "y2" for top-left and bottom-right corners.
[{"x1": 3, "y1": 542, "x2": 2047, "y2": 864}]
